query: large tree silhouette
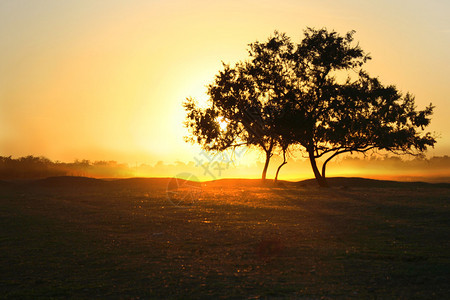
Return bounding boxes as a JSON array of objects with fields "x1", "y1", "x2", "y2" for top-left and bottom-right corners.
[
  {"x1": 285, "y1": 28, "x2": 435, "y2": 186},
  {"x1": 184, "y1": 28, "x2": 436, "y2": 186}
]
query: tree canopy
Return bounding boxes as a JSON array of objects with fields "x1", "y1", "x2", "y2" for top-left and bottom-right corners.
[{"x1": 184, "y1": 28, "x2": 436, "y2": 186}]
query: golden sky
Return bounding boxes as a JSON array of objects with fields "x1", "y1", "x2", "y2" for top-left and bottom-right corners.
[{"x1": 1, "y1": 0, "x2": 449, "y2": 170}]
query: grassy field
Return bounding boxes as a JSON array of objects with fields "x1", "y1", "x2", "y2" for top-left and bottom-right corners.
[{"x1": 0, "y1": 177, "x2": 449, "y2": 299}]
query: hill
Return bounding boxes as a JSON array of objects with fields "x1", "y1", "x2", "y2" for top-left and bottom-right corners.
[{"x1": 2, "y1": 175, "x2": 449, "y2": 190}]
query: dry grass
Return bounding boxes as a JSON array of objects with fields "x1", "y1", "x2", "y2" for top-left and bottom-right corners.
[{"x1": 0, "y1": 177, "x2": 449, "y2": 298}]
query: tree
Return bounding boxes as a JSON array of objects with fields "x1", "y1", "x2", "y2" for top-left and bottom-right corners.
[
  {"x1": 184, "y1": 28, "x2": 436, "y2": 186},
  {"x1": 183, "y1": 64, "x2": 276, "y2": 181},
  {"x1": 184, "y1": 32, "x2": 293, "y2": 181},
  {"x1": 284, "y1": 28, "x2": 436, "y2": 187}
]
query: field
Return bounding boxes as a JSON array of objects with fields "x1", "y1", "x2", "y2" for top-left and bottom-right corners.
[{"x1": 1, "y1": 177, "x2": 449, "y2": 299}]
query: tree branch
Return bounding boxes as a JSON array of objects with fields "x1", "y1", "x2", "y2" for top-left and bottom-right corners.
[{"x1": 320, "y1": 146, "x2": 376, "y2": 178}]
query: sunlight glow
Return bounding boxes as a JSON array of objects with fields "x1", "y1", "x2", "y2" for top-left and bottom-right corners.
[
  {"x1": 217, "y1": 116, "x2": 228, "y2": 131},
  {"x1": 0, "y1": 0, "x2": 449, "y2": 176}
]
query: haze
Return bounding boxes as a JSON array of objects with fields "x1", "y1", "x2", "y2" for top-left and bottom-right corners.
[{"x1": 1, "y1": 0, "x2": 449, "y2": 176}]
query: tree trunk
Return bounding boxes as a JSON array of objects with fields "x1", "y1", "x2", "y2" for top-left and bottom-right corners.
[
  {"x1": 308, "y1": 149, "x2": 328, "y2": 188},
  {"x1": 261, "y1": 150, "x2": 271, "y2": 181},
  {"x1": 274, "y1": 148, "x2": 287, "y2": 184},
  {"x1": 274, "y1": 161, "x2": 286, "y2": 183},
  {"x1": 321, "y1": 150, "x2": 344, "y2": 186},
  {"x1": 261, "y1": 140, "x2": 274, "y2": 182}
]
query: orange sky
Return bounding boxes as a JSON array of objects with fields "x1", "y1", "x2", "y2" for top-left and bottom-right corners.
[{"x1": 1, "y1": 0, "x2": 449, "y2": 177}]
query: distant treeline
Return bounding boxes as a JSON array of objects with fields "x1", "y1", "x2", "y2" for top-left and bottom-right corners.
[
  {"x1": 0, "y1": 156, "x2": 133, "y2": 180},
  {"x1": 1, "y1": 155, "x2": 450, "y2": 181}
]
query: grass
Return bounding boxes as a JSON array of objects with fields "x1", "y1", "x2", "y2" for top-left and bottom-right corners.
[{"x1": 0, "y1": 177, "x2": 449, "y2": 299}]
